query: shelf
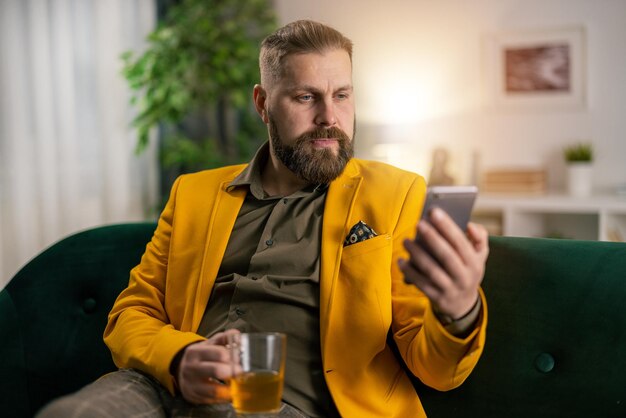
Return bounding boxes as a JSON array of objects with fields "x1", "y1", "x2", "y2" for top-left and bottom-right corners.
[{"x1": 473, "y1": 193, "x2": 626, "y2": 241}]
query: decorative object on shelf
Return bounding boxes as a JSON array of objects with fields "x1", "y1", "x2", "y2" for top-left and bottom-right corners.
[
  {"x1": 606, "y1": 228, "x2": 624, "y2": 242},
  {"x1": 484, "y1": 26, "x2": 586, "y2": 109},
  {"x1": 564, "y1": 143, "x2": 593, "y2": 197},
  {"x1": 428, "y1": 147, "x2": 455, "y2": 186},
  {"x1": 481, "y1": 168, "x2": 546, "y2": 194}
]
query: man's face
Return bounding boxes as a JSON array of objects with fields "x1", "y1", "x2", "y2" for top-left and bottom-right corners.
[{"x1": 259, "y1": 49, "x2": 355, "y2": 184}]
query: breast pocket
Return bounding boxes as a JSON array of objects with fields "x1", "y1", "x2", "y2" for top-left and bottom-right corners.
[
  {"x1": 341, "y1": 234, "x2": 392, "y2": 260},
  {"x1": 335, "y1": 234, "x2": 393, "y2": 357}
]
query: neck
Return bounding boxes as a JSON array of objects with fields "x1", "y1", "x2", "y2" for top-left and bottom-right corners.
[{"x1": 260, "y1": 154, "x2": 309, "y2": 197}]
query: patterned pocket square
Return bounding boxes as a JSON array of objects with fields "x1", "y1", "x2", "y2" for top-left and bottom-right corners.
[{"x1": 344, "y1": 221, "x2": 378, "y2": 246}]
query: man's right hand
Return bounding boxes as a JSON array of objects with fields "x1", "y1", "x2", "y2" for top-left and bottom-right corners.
[{"x1": 175, "y1": 329, "x2": 240, "y2": 405}]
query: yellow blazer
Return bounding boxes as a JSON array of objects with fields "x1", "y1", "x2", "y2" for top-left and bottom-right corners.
[{"x1": 104, "y1": 158, "x2": 487, "y2": 418}]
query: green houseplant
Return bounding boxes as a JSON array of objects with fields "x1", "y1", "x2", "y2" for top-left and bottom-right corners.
[
  {"x1": 564, "y1": 143, "x2": 593, "y2": 163},
  {"x1": 563, "y1": 143, "x2": 593, "y2": 197},
  {"x1": 122, "y1": 0, "x2": 276, "y2": 199}
]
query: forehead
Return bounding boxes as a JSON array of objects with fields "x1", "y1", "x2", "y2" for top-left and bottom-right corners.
[{"x1": 279, "y1": 49, "x2": 352, "y2": 88}]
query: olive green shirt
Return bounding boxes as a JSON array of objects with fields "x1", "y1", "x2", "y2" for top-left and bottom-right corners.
[{"x1": 197, "y1": 144, "x2": 339, "y2": 417}]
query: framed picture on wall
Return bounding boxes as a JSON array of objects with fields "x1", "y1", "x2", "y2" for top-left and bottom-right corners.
[{"x1": 484, "y1": 26, "x2": 586, "y2": 109}]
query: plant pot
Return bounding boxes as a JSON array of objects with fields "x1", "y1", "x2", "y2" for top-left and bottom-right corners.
[{"x1": 567, "y1": 162, "x2": 593, "y2": 197}]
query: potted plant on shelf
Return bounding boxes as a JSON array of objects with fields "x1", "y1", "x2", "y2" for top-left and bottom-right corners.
[
  {"x1": 564, "y1": 143, "x2": 593, "y2": 197},
  {"x1": 121, "y1": 0, "x2": 276, "y2": 206}
]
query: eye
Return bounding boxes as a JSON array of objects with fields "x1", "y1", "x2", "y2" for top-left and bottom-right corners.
[
  {"x1": 297, "y1": 94, "x2": 314, "y2": 102},
  {"x1": 336, "y1": 92, "x2": 350, "y2": 100}
]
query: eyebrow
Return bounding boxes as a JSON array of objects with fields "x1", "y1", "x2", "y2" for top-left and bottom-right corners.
[{"x1": 288, "y1": 84, "x2": 353, "y2": 94}]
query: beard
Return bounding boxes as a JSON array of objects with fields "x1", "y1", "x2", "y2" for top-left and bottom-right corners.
[{"x1": 268, "y1": 113, "x2": 354, "y2": 185}]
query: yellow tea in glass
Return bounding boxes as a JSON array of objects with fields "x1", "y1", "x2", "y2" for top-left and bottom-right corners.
[
  {"x1": 231, "y1": 370, "x2": 283, "y2": 413},
  {"x1": 229, "y1": 332, "x2": 287, "y2": 416}
]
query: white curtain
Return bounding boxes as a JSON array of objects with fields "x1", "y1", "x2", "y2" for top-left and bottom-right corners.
[{"x1": 0, "y1": 0, "x2": 159, "y2": 289}]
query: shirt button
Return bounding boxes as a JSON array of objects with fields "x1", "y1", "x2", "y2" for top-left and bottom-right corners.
[{"x1": 265, "y1": 238, "x2": 274, "y2": 246}]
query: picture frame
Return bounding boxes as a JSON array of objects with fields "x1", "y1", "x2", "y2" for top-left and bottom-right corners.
[{"x1": 484, "y1": 26, "x2": 586, "y2": 109}]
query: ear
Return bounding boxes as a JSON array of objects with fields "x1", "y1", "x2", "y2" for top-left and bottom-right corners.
[{"x1": 253, "y1": 84, "x2": 269, "y2": 124}]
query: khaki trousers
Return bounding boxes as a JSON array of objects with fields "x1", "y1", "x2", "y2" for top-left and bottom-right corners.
[{"x1": 36, "y1": 369, "x2": 309, "y2": 418}]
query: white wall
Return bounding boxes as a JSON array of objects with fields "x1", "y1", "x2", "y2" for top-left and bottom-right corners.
[{"x1": 274, "y1": 0, "x2": 626, "y2": 193}]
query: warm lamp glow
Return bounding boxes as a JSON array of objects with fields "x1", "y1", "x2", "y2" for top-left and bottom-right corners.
[
  {"x1": 371, "y1": 142, "x2": 431, "y2": 175},
  {"x1": 378, "y1": 80, "x2": 435, "y2": 124},
  {"x1": 358, "y1": 65, "x2": 446, "y2": 125}
]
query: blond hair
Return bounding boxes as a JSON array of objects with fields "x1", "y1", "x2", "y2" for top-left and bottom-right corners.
[{"x1": 259, "y1": 20, "x2": 353, "y2": 86}]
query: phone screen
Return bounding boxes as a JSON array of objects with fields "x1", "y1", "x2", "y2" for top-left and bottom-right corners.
[{"x1": 419, "y1": 186, "x2": 478, "y2": 232}]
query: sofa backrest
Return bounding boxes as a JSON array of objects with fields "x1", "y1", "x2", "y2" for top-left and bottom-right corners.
[
  {"x1": 417, "y1": 236, "x2": 626, "y2": 417},
  {"x1": 0, "y1": 223, "x2": 157, "y2": 417}
]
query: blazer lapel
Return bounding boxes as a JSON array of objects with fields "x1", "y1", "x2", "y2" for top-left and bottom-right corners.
[
  {"x1": 319, "y1": 160, "x2": 362, "y2": 352},
  {"x1": 192, "y1": 182, "x2": 246, "y2": 329}
]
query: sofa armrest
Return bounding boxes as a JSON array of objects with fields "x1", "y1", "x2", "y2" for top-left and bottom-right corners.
[{"x1": 0, "y1": 289, "x2": 30, "y2": 416}]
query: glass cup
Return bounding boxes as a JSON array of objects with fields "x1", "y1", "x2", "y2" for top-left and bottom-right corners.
[{"x1": 228, "y1": 332, "x2": 287, "y2": 416}]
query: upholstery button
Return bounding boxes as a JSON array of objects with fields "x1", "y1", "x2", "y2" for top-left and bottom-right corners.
[
  {"x1": 283, "y1": 198, "x2": 288, "y2": 204},
  {"x1": 83, "y1": 298, "x2": 97, "y2": 314},
  {"x1": 534, "y1": 353, "x2": 555, "y2": 373},
  {"x1": 265, "y1": 238, "x2": 274, "y2": 247},
  {"x1": 235, "y1": 307, "x2": 245, "y2": 317}
]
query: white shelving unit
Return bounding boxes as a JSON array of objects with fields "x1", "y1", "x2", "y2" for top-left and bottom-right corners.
[{"x1": 473, "y1": 193, "x2": 626, "y2": 241}]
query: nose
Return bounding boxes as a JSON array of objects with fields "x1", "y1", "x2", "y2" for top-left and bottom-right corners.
[{"x1": 314, "y1": 98, "x2": 337, "y2": 127}]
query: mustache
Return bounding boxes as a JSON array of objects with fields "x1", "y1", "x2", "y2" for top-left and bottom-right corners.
[{"x1": 298, "y1": 126, "x2": 350, "y2": 142}]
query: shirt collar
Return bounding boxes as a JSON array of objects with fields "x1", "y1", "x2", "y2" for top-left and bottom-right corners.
[{"x1": 228, "y1": 142, "x2": 268, "y2": 199}]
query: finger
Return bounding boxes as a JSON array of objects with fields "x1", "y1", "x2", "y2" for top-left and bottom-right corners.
[
  {"x1": 401, "y1": 239, "x2": 450, "y2": 293},
  {"x1": 206, "y1": 328, "x2": 240, "y2": 346},
  {"x1": 464, "y1": 222, "x2": 489, "y2": 278},
  {"x1": 189, "y1": 381, "x2": 231, "y2": 405},
  {"x1": 427, "y1": 208, "x2": 476, "y2": 264},
  {"x1": 416, "y1": 220, "x2": 467, "y2": 281},
  {"x1": 203, "y1": 380, "x2": 231, "y2": 401},
  {"x1": 467, "y1": 222, "x2": 489, "y2": 256},
  {"x1": 186, "y1": 360, "x2": 234, "y2": 381},
  {"x1": 398, "y1": 258, "x2": 444, "y2": 300},
  {"x1": 208, "y1": 382, "x2": 231, "y2": 403},
  {"x1": 404, "y1": 235, "x2": 434, "y2": 272},
  {"x1": 179, "y1": 363, "x2": 233, "y2": 405},
  {"x1": 186, "y1": 345, "x2": 231, "y2": 367}
]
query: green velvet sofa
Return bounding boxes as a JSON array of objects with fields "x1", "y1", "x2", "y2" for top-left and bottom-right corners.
[{"x1": 1, "y1": 223, "x2": 625, "y2": 417}]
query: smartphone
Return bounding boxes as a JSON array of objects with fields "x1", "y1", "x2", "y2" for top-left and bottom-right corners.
[{"x1": 418, "y1": 185, "x2": 478, "y2": 232}]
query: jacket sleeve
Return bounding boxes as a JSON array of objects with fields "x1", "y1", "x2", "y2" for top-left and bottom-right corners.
[
  {"x1": 390, "y1": 175, "x2": 488, "y2": 391},
  {"x1": 103, "y1": 176, "x2": 206, "y2": 394}
]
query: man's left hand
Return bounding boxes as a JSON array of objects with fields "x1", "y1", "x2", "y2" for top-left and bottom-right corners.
[{"x1": 399, "y1": 207, "x2": 489, "y2": 320}]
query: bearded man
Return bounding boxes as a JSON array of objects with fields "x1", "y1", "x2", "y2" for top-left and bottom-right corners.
[{"x1": 38, "y1": 20, "x2": 488, "y2": 418}]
